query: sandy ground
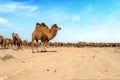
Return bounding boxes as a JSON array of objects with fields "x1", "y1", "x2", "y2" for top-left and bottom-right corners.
[{"x1": 0, "y1": 47, "x2": 120, "y2": 80}]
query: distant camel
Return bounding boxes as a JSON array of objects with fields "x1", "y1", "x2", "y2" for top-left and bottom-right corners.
[
  {"x1": 77, "y1": 42, "x2": 86, "y2": 48},
  {"x1": 22, "y1": 40, "x2": 28, "y2": 48},
  {"x1": 4, "y1": 38, "x2": 12, "y2": 49},
  {"x1": 32, "y1": 23, "x2": 61, "y2": 53},
  {"x1": 0, "y1": 35, "x2": 4, "y2": 49},
  {"x1": 12, "y1": 33, "x2": 22, "y2": 49}
]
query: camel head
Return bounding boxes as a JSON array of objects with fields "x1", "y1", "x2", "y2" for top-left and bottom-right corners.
[
  {"x1": 12, "y1": 33, "x2": 16, "y2": 39},
  {"x1": 12, "y1": 33, "x2": 18, "y2": 38},
  {"x1": 51, "y1": 24, "x2": 61, "y2": 31},
  {"x1": 12, "y1": 33, "x2": 20, "y2": 41},
  {"x1": 12, "y1": 33, "x2": 15, "y2": 36}
]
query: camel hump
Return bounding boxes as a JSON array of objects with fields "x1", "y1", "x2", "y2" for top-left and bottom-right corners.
[
  {"x1": 35, "y1": 23, "x2": 41, "y2": 30},
  {"x1": 35, "y1": 22, "x2": 49, "y2": 33},
  {"x1": 36, "y1": 23, "x2": 40, "y2": 25},
  {"x1": 0, "y1": 35, "x2": 4, "y2": 42},
  {"x1": 0, "y1": 35, "x2": 4, "y2": 38},
  {"x1": 35, "y1": 22, "x2": 49, "y2": 30},
  {"x1": 41, "y1": 23, "x2": 46, "y2": 26},
  {"x1": 0, "y1": 35, "x2": 2, "y2": 37},
  {"x1": 40, "y1": 23, "x2": 49, "y2": 30}
]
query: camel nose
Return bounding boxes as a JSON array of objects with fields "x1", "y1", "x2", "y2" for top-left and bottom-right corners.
[{"x1": 59, "y1": 27, "x2": 61, "y2": 30}]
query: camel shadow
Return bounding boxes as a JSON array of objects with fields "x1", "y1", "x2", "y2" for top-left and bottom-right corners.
[
  {"x1": 33, "y1": 50, "x2": 58, "y2": 53},
  {"x1": 12, "y1": 48, "x2": 23, "y2": 51},
  {"x1": 0, "y1": 48, "x2": 8, "y2": 50},
  {"x1": 12, "y1": 48, "x2": 19, "y2": 50},
  {"x1": 45, "y1": 50, "x2": 58, "y2": 53},
  {"x1": 0, "y1": 48, "x2": 3, "y2": 50}
]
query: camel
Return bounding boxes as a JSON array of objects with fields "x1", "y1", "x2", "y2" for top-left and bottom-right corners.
[
  {"x1": 28, "y1": 41, "x2": 32, "y2": 47},
  {"x1": 12, "y1": 33, "x2": 22, "y2": 49},
  {"x1": 76, "y1": 42, "x2": 86, "y2": 48},
  {"x1": 0, "y1": 35, "x2": 4, "y2": 49},
  {"x1": 4, "y1": 38, "x2": 12, "y2": 49},
  {"x1": 22, "y1": 40, "x2": 28, "y2": 48},
  {"x1": 32, "y1": 23, "x2": 61, "y2": 53}
]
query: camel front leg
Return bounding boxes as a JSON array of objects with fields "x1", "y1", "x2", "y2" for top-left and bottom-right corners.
[
  {"x1": 36, "y1": 40, "x2": 39, "y2": 53},
  {"x1": 32, "y1": 40, "x2": 35, "y2": 53},
  {"x1": 2, "y1": 43, "x2": 4, "y2": 49}
]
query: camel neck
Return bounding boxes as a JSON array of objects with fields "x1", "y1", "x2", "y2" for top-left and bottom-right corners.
[{"x1": 48, "y1": 28, "x2": 57, "y2": 40}]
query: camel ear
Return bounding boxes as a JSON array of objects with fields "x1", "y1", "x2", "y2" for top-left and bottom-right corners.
[{"x1": 54, "y1": 24, "x2": 57, "y2": 26}]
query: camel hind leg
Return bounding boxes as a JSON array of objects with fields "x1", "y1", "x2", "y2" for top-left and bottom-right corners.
[
  {"x1": 36, "y1": 40, "x2": 39, "y2": 52},
  {"x1": 1, "y1": 43, "x2": 4, "y2": 49},
  {"x1": 41, "y1": 36, "x2": 49, "y2": 52},
  {"x1": 41, "y1": 42, "x2": 47, "y2": 52}
]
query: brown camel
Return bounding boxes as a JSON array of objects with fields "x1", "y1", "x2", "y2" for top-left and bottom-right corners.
[
  {"x1": 22, "y1": 40, "x2": 28, "y2": 48},
  {"x1": 12, "y1": 33, "x2": 22, "y2": 49},
  {"x1": 0, "y1": 35, "x2": 4, "y2": 49},
  {"x1": 76, "y1": 42, "x2": 86, "y2": 48},
  {"x1": 32, "y1": 23, "x2": 61, "y2": 53},
  {"x1": 4, "y1": 38, "x2": 12, "y2": 49}
]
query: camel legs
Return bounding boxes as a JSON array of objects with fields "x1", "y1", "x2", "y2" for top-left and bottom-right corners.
[
  {"x1": 1, "y1": 43, "x2": 4, "y2": 49},
  {"x1": 17, "y1": 43, "x2": 22, "y2": 49},
  {"x1": 32, "y1": 39, "x2": 39, "y2": 53},
  {"x1": 41, "y1": 42, "x2": 47, "y2": 52},
  {"x1": 4, "y1": 44, "x2": 9, "y2": 49},
  {"x1": 32, "y1": 40, "x2": 35, "y2": 53},
  {"x1": 41, "y1": 43, "x2": 46, "y2": 52}
]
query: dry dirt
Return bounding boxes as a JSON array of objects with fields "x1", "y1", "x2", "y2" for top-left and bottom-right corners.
[{"x1": 0, "y1": 47, "x2": 120, "y2": 80}]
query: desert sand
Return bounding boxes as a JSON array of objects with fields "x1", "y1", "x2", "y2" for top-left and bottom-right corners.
[{"x1": 0, "y1": 47, "x2": 120, "y2": 80}]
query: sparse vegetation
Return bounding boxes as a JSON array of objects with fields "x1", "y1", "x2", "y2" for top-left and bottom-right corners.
[{"x1": 1, "y1": 54, "x2": 14, "y2": 61}]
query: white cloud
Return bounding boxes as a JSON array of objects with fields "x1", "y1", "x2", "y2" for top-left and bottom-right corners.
[
  {"x1": 0, "y1": 3, "x2": 17, "y2": 13},
  {"x1": 0, "y1": 2, "x2": 38, "y2": 17},
  {"x1": 0, "y1": 2, "x2": 37, "y2": 12},
  {"x1": 0, "y1": 17, "x2": 8, "y2": 24},
  {"x1": 0, "y1": 17, "x2": 15, "y2": 28},
  {"x1": 16, "y1": 3, "x2": 38, "y2": 12}
]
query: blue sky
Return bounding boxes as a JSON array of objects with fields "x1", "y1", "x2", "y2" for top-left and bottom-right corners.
[{"x1": 0, "y1": 0, "x2": 120, "y2": 42}]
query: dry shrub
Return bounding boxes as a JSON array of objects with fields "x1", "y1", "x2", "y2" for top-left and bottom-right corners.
[{"x1": 1, "y1": 54, "x2": 14, "y2": 61}]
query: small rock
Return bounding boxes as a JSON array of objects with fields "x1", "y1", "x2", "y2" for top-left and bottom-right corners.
[
  {"x1": 46, "y1": 69, "x2": 50, "y2": 71},
  {"x1": 92, "y1": 54, "x2": 96, "y2": 58},
  {"x1": 82, "y1": 56, "x2": 85, "y2": 58},
  {"x1": 104, "y1": 70, "x2": 108, "y2": 72},
  {"x1": 54, "y1": 69, "x2": 57, "y2": 72},
  {"x1": 117, "y1": 75, "x2": 120, "y2": 76},
  {"x1": 22, "y1": 61, "x2": 25, "y2": 63}
]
